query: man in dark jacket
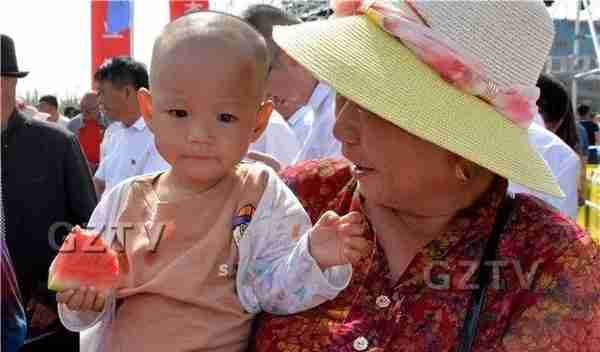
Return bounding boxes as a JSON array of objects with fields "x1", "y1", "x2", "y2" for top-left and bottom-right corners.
[{"x1": 1, "y1": 34, "x2": 97, "y2": 351}]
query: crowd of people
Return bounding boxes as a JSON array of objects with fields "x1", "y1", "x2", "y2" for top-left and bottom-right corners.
[{"x1": 2, "y1": 1, "x2": 600, "y2": 351}]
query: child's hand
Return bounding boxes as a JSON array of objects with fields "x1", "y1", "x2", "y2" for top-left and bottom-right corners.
[
  {"x1": 56, "y1": 287, "x2": 106, "y2": 312},
  {"x1": 308, "y1": 211, "x2": 371, "y2": 270}
]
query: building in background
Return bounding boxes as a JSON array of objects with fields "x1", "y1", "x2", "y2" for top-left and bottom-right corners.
[
  {"x1": 281, "y1": 0, "x2": 329, "y2": 20},
  {"x1": 545, "y1": 19, "x2": 600, "y2": 111},
  {"x1": 543, "y1": 0, "x2": 599, "y2": 111},
  {"x1": 282, "y1": 1, "x2": 599, "y2": 110}
]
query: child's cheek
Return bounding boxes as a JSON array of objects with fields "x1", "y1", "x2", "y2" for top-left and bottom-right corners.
[{"x1": 153, "y1": 136, "x2": 178, "y2": 165}]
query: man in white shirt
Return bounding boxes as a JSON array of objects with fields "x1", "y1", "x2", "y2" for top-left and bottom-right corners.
[
  {"x1": 294, "y1": 81, "x2": 340, "y2": 162},
  {"x1": 37, "y1": 94, "x2": 70, "y2": 128},
  {"x1": 250, "y1": 109, "x2": 300, "y2": 167},
  {"x1": 93, "y1": 57, "x2": 169, "y2": 197},
  {"x1": 243, "y1": 5, "x2": 342, "y2": 165},
  {"x1": 99, "y1": 118, "x2": 121, "y2": 161},
  {"x1": 508, "y1": 116, "x2": 580, "y2": 219}
]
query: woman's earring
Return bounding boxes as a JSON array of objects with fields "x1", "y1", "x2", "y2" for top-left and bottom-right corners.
[{"x1": 455, "y1": 165, "x2": 470, "y2": 182}]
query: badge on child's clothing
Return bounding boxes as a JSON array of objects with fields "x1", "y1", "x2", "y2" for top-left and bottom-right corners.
[
  {"x1": 220, "y1": 205, "x2": 256, "y2": 279},
  {"x1": 232, "y1": 204, "x2": 255, "y2": 246}
]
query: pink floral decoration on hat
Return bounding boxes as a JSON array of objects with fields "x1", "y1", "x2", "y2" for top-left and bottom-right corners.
[
  {"x1": 331, "y1": 0, "x2": 540, "y2": 130},
  {"x1": 491, "y1": 86, "x2": 541, "y2": 129}
]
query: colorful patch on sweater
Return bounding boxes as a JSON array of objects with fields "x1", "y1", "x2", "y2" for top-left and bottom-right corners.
[
  {"x1": 221, "y1": 205, "x2": 256, "y2": 280},
  {"x1": 232, "y1": 204, "x2": 255, "y2": 246}
]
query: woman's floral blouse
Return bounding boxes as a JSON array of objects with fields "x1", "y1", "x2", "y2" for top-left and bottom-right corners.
[{"x1": 253, "y1": 158, "x2": 600, "y2": 352}]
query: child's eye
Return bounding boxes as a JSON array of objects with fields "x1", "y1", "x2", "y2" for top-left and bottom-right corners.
[
  {"x1": 217, "y1": 113, "x2": 238, "y2": 123},
  {"x1": 167, "y1": 109, "x2": 188, "y2": 118}
]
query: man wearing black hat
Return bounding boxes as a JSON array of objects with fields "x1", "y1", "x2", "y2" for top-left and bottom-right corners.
[{"x1": 1, "y1": 34, "x2": 97, "y2": 350}]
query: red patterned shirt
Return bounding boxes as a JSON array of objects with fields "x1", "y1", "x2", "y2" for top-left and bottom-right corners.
[{"x1": 253, "y1": 159, "x2": 600, "y2": 352}]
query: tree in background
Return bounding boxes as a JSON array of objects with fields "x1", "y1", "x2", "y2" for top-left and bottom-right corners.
[
  {"x1": 20, "y1": 91, "x2": 80, "y2": 116},
  {"x1": 22, "y1": 90, "x2": 39, "y2": 107},
  {"x1": 59, "y1": 94, "x2": 80, "y2": 116}
]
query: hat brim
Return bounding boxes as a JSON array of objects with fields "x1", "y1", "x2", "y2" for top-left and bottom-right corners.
[
  {"x1": 273, "y1": 16, "x2": 563, "y2": 198},
  {"x1": 2, "y1": 71, "x2": 29, "y2": 78}
]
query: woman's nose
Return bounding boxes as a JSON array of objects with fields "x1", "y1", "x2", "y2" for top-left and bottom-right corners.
[{"x1": 333, "y1": 100, "x2": 360, "y2": 145}]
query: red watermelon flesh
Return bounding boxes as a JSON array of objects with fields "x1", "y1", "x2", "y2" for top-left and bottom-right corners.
[{"x1": 48, "y1": 226, "x2": 119, "y2": 292}]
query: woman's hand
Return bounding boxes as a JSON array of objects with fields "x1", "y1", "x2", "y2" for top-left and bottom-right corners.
[
  {"x1": 56, "y1": 287, "x2": 106, "y2": 312},
  {"x1": 308, "y1": 211, "x2": 371, "y2": 269}
]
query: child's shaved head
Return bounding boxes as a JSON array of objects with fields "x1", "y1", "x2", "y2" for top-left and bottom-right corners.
[
  {"x1": 151, "y1": 11, "x2": 270, "y2": 99},
  {"x1": 139, "y1": 11, "x2": 275, "y2": 186}
]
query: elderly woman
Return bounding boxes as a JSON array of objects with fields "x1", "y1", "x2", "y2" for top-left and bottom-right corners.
[{"x1": 252, "y1": 1, "x2": 600, "y2": 351}]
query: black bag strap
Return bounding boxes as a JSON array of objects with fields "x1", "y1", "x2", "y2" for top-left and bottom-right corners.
[{"x1": 457, "y1": 193, "x2": 514, "y2": 352}]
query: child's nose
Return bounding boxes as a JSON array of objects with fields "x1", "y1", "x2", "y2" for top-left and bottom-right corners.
[{"x1": 186, "y1": 123, "x2": 211, "y2": 144}]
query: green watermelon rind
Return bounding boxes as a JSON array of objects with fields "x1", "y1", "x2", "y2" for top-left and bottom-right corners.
[{"x1": 47, "y1": 277, "x2": 72, "y2": 292}]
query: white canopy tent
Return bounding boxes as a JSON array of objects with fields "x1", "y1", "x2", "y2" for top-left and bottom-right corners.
[{"x1": 546, "y1": 0, "x2": 600, "y2": 20}]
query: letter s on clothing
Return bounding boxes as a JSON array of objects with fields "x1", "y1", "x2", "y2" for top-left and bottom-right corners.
[{"x1": 218, "y1": 264, "x2": 229, "y2": 277}]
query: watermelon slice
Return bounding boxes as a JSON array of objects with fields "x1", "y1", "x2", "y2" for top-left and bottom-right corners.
[{"x1": 48, "y1": 226, "x2": 119, "y2": 292}]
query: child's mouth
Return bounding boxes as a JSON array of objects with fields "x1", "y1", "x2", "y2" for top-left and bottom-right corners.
[{"x1": 184, "y1": 154, "x2": 215, "y2": 161}]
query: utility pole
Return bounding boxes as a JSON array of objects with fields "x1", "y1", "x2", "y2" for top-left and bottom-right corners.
[
  {"x1": 572, "y1": 0, "x2": 582, "y2": 113},
  {"x1": 572, "y1": 0, "x2": 600, "y2": 113}
]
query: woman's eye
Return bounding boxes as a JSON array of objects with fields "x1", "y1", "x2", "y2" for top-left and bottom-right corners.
[
  {"x1": 167, "y1": 109, "x2": 188, "y2": 118},
  {"x1": 217, "y1": 113, "x2": 238, "y2": 123}
]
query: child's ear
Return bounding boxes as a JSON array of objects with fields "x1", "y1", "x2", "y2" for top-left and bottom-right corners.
[
  {"x1": 251, "y1": 99, "x2": 273, "y2": 142},
  {"x1": 138, "y1": 88, "x2": 153, "y2": 128}
]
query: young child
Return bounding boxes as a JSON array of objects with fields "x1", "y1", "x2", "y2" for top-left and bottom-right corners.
[{"x1": 56, "y1": 11, "x2": 369, "y2": 352}]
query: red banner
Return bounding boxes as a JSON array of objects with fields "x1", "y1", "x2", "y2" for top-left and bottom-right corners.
[
  {"x1": 170, "y1": 0, "x2": 210, "y2": 22},
  {"x1": 91, "y1": 0, "x2": 133, "y2": 82}
]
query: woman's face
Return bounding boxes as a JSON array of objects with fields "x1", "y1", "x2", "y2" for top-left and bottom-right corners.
[{"x1": 333, "y1": 96, "x2": 459, "y2": 211}]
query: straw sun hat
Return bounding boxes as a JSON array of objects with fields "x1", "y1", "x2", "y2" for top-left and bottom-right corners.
[{"x1": 273, "y1": 0, "x2": 562, "y2": 197}]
